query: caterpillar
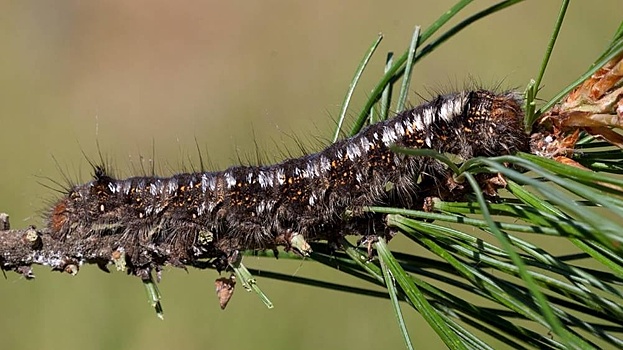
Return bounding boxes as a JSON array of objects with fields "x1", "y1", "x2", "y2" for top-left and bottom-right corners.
[{"x1": 47, "y1": 89, "x2": 529, "y2": 274}]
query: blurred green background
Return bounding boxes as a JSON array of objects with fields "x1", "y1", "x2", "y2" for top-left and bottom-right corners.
[{"x1": 0, "y1": 1, "x2": 621, "y2": 349}]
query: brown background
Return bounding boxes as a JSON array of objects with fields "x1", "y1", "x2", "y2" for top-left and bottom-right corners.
[{"x1": 0, "y1": 1, "x2": 621, "y2": 349}]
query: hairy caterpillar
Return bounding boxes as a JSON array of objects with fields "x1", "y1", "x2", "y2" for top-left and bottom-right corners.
[{"x1": 47, "y1": 90, "x2": 529, "y2": 273}]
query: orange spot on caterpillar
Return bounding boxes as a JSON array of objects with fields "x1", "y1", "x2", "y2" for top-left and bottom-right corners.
[{"x1": 49, "y1": 199, "x2": 68, "y2": 239}]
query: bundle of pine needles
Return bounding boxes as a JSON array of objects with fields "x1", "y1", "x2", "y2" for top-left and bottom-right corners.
[{"x1": 241, "y1": 1, "x2": 623, "y2": 348}]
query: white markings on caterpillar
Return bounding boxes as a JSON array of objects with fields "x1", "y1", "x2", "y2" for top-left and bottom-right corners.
[
  {"x1": 224, "y1": 171, "x2": 237, "y2": 189},
  {"x1": 381, "y1": 127, "x2": 398, "y2": 145},
  {"x1": 258, "y1": 170, "x2": 272, "y2": 188},
  {"x1": 440, "y1": 93, "x2": 466, "y2": 122},
  {"x1": 149, "y1": 182, "x2": 158, "y2": 196},
  {"x1": 201, "y1": 173, "x2": 209, "y2": 192},
  {"x1": 276, "y1": 168, "x2": 286, "y2": 186},
  {"x1": 422, "y1": 107, "x2": 434, "y2": 127},
  {"x1": 346, "y1": 143, "x2": 362, "y2": 161},
  {"x1": 166, "y1": 178, "x2": 178, "y2": 194},
  {"x1": 359, "y1": 136, "x2": 371, "y2": 153}
]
